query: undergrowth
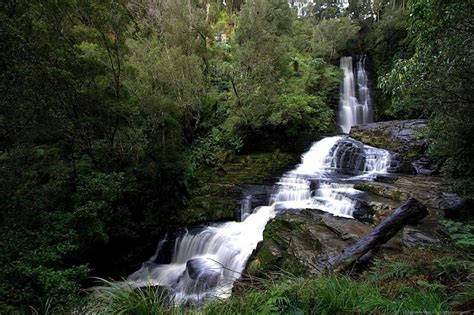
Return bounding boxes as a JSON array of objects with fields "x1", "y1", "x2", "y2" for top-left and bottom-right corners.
[
  {"x1": 81, "y1": 279, "x2": 180, "y2": 315},
  {"x1": 81, "y1": 247, "x2": 473, "y2": 314}
]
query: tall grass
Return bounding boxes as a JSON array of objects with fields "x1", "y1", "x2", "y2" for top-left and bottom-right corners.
[
  {"x1": 203, "y1": 274, "x2": 448, "y2": 314},
  {"x1": 82, "y1": 279, "x2": 180, "y2": 315},
  {"x1": 83, "y1": 268, "x2": 452, "y2": 314}
]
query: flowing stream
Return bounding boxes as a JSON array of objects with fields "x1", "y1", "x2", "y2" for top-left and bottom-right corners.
[{"x1": 128, "y1": 135, "x2": 391, "y2": 305}]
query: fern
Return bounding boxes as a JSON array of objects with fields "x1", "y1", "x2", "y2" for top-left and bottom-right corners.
[{"x1": 441, "y1": 220, "x2": 474, "y2": 251}]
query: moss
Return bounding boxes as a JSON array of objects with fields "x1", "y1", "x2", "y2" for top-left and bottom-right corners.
[
  {"x1": 390, "y1": 190, "x2": 402, "y2": 201},
  {"x1": 354, "y1": 183, "x2": 405, "y2": 202},
  {"x1": 184, "y1": 150, "x2": 298, "y2": 224},
  {"x1": 351, "y1": 126, "x2": 428, "y2": 168},
  {"x1": 354, "y1": 183, "x2": 385, "y2": 196},
  {"x1": 351, "y1": 131, "x2": 389, "y2": 151},
  {"x1": 246, "y1": 217, "x2": 323, "y2": 277}
]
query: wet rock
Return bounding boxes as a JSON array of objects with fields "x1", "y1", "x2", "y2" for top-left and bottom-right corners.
[
  {"x1": 352, "y1": 199, "x2": 375, "y2": 223},
  {"x1": 186, "y1": 257, "x2": 222, "y2": 289},
  {"x1": 387, "y1": 152, "x2": 404, "y2": 173},
  {"x1": 351, "y1": 119, "x2": 427, "y2": 142},
  {"x1": 246, "y1": 210, "x2": 371, "y2": 276},
  {"x1": 373, "y1": 174, "x2": 397, "y2": 184},
  {"x1": 332, "y1": 138, "x2": 366, "y2": 175},
  {"x1": 237, "y1": 185, "x2": 274, "y2": 221},
  {"x1": 386, "y1": 152, "x2": 413, "y2": 174},
  {"x1": 412, "y1": 157, "x2": 437, "y2": 175},
  {"x1": 350, "y1": 119, "x2": 430, "y2": 175},
  {"x1": 402, "y1": 227, "x2": 441, "y2": 247},
  {"x1": 353, "y1": 182, "x2": 409, "y2": 203},
  {"x1": 438, "y1": 192, "x2": 469, "y2": 219}
]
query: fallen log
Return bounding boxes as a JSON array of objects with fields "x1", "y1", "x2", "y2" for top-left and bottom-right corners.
[{"x1": 331, "y1": 198, "x2": 429, "y2": 270}]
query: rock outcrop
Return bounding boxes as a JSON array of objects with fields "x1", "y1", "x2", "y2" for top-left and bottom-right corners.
[
  {"x1": 350, "y1": 119, "x2": 436, "y2": 175},
  {"x1": 332, "y1": 138, "x2": 367, "y2": 175},
  {"x1": 245, "y1": 210, "x2": 371, "y2": 276},
  {"x1": 245, "y1": 173, "x2": 451, "y2": 277}
]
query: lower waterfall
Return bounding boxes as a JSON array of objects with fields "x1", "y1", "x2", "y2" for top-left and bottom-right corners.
[{"x1": 128, "y1": 136, "x2": 391, "y2": 305}]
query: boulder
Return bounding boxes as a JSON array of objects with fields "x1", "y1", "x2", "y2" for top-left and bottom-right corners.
[
  {"x1": 332, "y1": 138, "x2": 366, "y2": 175},
  {"x1": 438, "y1": 192, "x2": 468, "y2": 219},
  {"x1": 350, "y1": 119, "x2": 431, "y2": 175},
  {"x1": 386, "y1": 152, "x2": 405, "y2": 173},
  {"x1": 411, "y1": 157, "x2": 437, "y2": 175},
  {"x1": 352, "y1": 199, "x2": 375, "y2": 223},
  {"x1": 245, "y1": 210, "x2": 371, "y2": 276},
  {"x1": 186, "y1": 257, "x2": 222, "y2": 289}
]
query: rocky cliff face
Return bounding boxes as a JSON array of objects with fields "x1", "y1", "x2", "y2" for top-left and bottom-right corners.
[{"x1": 350, "y1": 119, "x2": 437, "y2": 175}]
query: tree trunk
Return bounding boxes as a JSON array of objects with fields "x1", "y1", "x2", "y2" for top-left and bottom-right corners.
[{"x1": 331, "y1": 198, "x2": 429, "y2": 270}]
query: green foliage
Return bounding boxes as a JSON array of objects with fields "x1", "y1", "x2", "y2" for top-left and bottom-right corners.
[
  {"x1": 312, "y1": 17, "x2": 361, "y2": 59},
  {"x1": 218, "y1": 0, "x2": 338, "y2": 144},
  {"x1": 190, "y1": 128, "x2": 243, "y2": 166},
  {"x1": 0, "y1": 1, "x2": 193, "y2": 311},
  {"x1": 83, "y1": 279, "x2": 178, "y2": 315},
  {"x1": 366, "y1": 248, "x2": 473, "y2": 311},
  {"x1": 379, "y1": 0, "x2": 474, "y2": 200},
  {"x1": 83, "y1": 246, "x2": 474, "y2": 314},
  {"x1": 369, "y1": 260, "x2": 418, "y2": 281},
  {"x1": 203, "y1": 274, "x2": 447, "y2": 314},
  {"x1": 441, "y1": 220, "x2": 474, "y2": 252},
  {"x1": 1, "y1": 0, "x2": 429, "y2": 312},
  {"x1": 365, "y1": 6, "x2": 412, "y2": 119}
]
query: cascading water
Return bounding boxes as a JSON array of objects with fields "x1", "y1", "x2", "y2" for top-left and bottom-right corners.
[
  {"x1": 128, "y1": 136, "x2": 391, "y2": 305},
  {"x1": 339, "y1": 56, "x2": 373, "y2": 133}
]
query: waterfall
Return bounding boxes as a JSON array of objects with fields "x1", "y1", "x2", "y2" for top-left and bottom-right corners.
[
  {"x1": 272, "y1": 136, "x2": 390, "y2": 217},
  {"x1": 338, "y1": 56, "x2": 373, "y2": 134},
  {"x1": 128, "y1": 136, "x2": 390, "y2": 305}
]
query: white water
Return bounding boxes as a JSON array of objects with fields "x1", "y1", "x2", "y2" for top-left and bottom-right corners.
[
  {"x1": 272, "y1": 136, "x2": 389, "y2": 217},
  {"x1": 128, "y1": 136, "x2": 390, "y2": 304},
  {"x1": 339, "y1": 56, "x2": 373, "y2": 133}
]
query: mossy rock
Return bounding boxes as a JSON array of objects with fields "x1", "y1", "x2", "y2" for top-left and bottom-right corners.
[
  {"x1": 350, "y1": 120, "x2": 430, "y2": 174},
  {"x1": 354, "y1": 183, "x2": 407, "y2": 202},
  {"x1": 247, "y1": 217, "x2": 315, "y2": 277},
  {"x1": 184, "y1": 150, "x2": 299, "y2": 224},
  {"x1": 245, "y1": 211, "x2": 370, "y2": 277}
]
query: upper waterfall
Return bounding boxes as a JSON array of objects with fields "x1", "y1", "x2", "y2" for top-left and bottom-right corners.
[{"x1": 338, "y1": 56, "x2": 373, "y2": 133}]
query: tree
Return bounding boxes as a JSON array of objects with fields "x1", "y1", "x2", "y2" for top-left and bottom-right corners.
[
  {"x1": 380, "y1": 0, "x2": 474, "y2": 199},
  {"x1": 312, "y1": 17, "x2": 361, "y2": 59}
]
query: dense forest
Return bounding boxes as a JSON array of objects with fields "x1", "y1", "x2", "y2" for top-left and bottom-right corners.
[{"x1": 0, "y1": 0, "x2": 472, "y2": 313}]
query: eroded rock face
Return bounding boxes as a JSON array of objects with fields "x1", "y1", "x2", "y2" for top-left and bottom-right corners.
[
  {"x1": 237, "y1": 185, "x2": 274, "y2": 221},
  {"x1": 387, "y1": 152, "x2": 405, "y2": 173},
  {"x1": 352, "y1": 199, "x2": 375, "y2": 223},
  {"x1": 412, "y1": 157, "x2": 437, "y2": 176},
  {"x1": 438, "y1": 192, "x2": 470, "y2": 219},
  {"x1": 351, "y1": 119, "x2": 428, "y2": 142},
  {"x1": 350, "y1": 119, "x2": 432, "y2": 175},
  {"x1": 245, "y1": 210, "x2": 371, "y2": 276},
  {"x1": 332, "y1": 138, "x2": 367, "y2": 175}
]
